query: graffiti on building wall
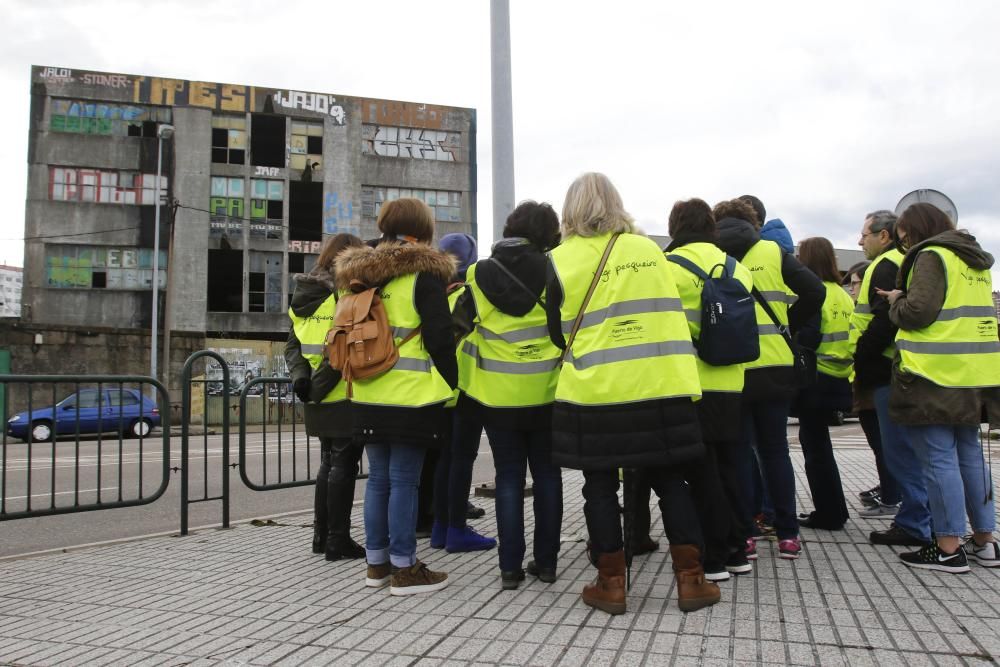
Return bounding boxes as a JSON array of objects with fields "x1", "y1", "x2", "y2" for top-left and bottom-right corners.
[
  {"x1": 359, "y1": 100, "x2": 448, "y2": 129},
  {"x1": 254, "y1": 166, "x2": 282, "y2": 177},
  {"x1": 361, "y1": 125, "x2": 461, "y2": 162},
  {"x1": 288, "y1": 240, "x2": 323, "y2": 254},
  {"x1": 50, "y1": 99, "x2": 172, "y2": 136},
  {"x1": 133, "y1": 77, "x2": 256, "y2": 112},
  {"x1": 45, "y1": 245, "x2": 167, "y2": 290},
  {"x1": 323, "y1": 192, "x2": 357, "y2": 235},
  {"x1": 38, "y1": 67, "x2": 74, "y2": 83},
  {"x1": 272, "y1": 91, "x2": 346, "y2": 125},
  {"x1": 50, "y1": 167, "x2": 167, "y2": 205},
  {"x1": 38, "y1": 68, "x2": 131, "y2": 88}
]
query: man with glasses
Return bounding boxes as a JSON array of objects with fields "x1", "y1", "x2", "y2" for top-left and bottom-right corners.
[{"x1": 850, "y1": 210, "x2": 932, "y2": 547}]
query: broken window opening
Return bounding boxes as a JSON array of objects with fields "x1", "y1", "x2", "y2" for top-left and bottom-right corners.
[
  {"x1": 248, "y1": 251, "x2": 283, "y2": 313},
  {"x1": 211, "y1": 115, "x2": 247, "y2": 165},
  {"x1": 288, "y1": 182, "x2": 323, "y2": 242},
  {"x1": 207, "y1": 248, "x2": 243, "y2": 312},
  {"x1": 290, "y1": 120, "x2": 323, "y2": 170},
  {"x1": 250, "y1": 114, "x2": 285, "y2": 168}
]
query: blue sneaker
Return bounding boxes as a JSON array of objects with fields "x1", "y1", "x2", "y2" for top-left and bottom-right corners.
[
  {"x1": 430, "y1": 521, "x2": 447, "y2": 549},
  {"x1": 445, "y1": 525, "x2": 497, "y2": 553}
]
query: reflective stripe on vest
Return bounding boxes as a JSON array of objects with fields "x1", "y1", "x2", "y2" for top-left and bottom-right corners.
[
  {"x1": 458, "y1": 262, "x2": 560, "y2": 408},
  {"x1": 445, "y1": 283, "x2": 465, "y2": 408},
  {"x1": 895, "y1": 246, "x2": 1000, "y2": 388},
  {"x1": 288, "y1": 295, "x2": 346, "y2": 404},
  {"x1": 664, "y1": 242, "x2": 750, "y2": 394},
  {"x1": 741, "y1": 240, "x2": 793, "y2": 370},
  {"x1": 549, "y1": 233, "x2": 701, "y2": 406},
  {"x1": 849, "y1": 247, "x2": 903, "y2": 360},
  {"x1": 348, "y1": 273, "x2": 454, "y2": 408},
  {"x1": 816, "y1": 281, "x2": 855, "y2": 379}
]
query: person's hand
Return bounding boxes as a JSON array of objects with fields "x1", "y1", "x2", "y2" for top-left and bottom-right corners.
[
  {"x1": 293, "y1": 378, "x2": 311, "y2": 403},
  {"x1": 875, "y1": 287, "x2": 904, "y2": 305}
]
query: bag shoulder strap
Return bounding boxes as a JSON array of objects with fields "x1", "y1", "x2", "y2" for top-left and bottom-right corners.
[
  {"x1": 486, "y1": 258, "x2": 546, "y2": 309},
  {"x1": 561, "y1": 233, "x2": 621, "y2": 363},
  {"x1": 751, "y1": 286, "x2": 794, "y2": 350},
  {"x1": 666, "y1": 253, "x2": 710, "y2": 281}
]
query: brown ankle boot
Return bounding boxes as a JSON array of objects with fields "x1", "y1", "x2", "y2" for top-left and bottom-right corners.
[
  {"x1": 670, "y1": 544, "x2": 721, "y2": 612},
  {"x1": 581, "y1": 550, "x2": 627, "y2": 615}
]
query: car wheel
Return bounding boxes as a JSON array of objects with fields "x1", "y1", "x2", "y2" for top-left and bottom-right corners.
[
  {"x1": 30, "y1": 421, "x2": 53, "y2": 442},
  {"x1": 129, "y1": 418, "x2": 153, "y2": 438}
]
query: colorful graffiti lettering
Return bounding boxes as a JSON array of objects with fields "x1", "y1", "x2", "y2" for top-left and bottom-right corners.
[
  {"x1": 361, "y1": 125, "x2": 461, "y2": 161},
  {"x1": 81, "y1": 73, "x2": 130, "y2": 88},
  {"x1": 323, "y1": 192, "x2": 355, "y2": 234},
  {"x1": 134, "y1": 77, "x2": 255, "y2": 112},
  {"x1": 359, "y1": 100, "x2": 448, "y2": 129},
  {"x1": 273, "y1": 91, "x2": 345, "y2": 125},
  {"x1": 288, "y1": 240, "x2": 323, "y2": 254}
]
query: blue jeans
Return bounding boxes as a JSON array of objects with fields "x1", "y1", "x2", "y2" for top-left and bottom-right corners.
[
  {"x1": 858, "y1": 409, "x2": 901, "y2": 505},
  {"x1": 872, "y1": 385, "x2": 931, "y2": 541},
  {"x1": 739, "y1": 399, "x2": 797, "y2": 539},
  {"x1": 433, "y1": 411, "x2": 484, "y2": 528},
  {"x1": 364, "y1": 442, "x2": 426, "y2": 568},
  {"x1": 485, "y1": 426, "x2": 563, "y2": 572},
  {"x1": 903, "y1": 424, "x2": 996, "y2": 537}
]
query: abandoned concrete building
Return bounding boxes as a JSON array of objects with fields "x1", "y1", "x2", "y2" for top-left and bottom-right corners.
[{"x1": 18, "y1": 65, "x2": 477, "y2": 379}]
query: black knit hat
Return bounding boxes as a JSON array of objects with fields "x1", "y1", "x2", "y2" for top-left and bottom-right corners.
[{"x1": 739, "y1": 195, "x2": 766, "y2": 227}]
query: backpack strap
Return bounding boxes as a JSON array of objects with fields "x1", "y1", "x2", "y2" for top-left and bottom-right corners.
[
  {"x1": 561, "y1": 233, "x2": 621, "y2": 365},
  {"x1": 485, "y1": 258, "x2": 546, "y2": 309},
  {"x1": 666, "y1": 253, "x2": 710, "y2": 281},
  {"x1": 751, "y1": 287, "x2": 794, "y2": 351}
]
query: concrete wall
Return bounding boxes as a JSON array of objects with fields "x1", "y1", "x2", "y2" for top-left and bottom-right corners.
[{"x1": 0, "y1": 319, "x2": 204, "y2": 414}]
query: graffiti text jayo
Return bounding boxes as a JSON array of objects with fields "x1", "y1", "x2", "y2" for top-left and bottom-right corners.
[{"x1": 273, "y1": 91, "x2": 346, "y2": 125}]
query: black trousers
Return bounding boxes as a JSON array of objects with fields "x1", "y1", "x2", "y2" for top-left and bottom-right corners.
[
  {"x1": 315, "y1": 437, "x2": 364, "y2": 542},
  {"x1": 583, "y1": 466, "x2": 702, "y2": 556},
  {"x1": 632, "y1": 445, "x2": 733, "y2": 566}
]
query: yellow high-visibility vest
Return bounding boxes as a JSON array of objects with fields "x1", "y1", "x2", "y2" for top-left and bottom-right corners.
[
  {"x1": 895, "y1": 246, "x2": 1000, "y2": 388},
  {"x1": 849, "y1": 247, "x2": 904, "y2": 359},
  {"x1": 349, "y1": 273, "x2": 454, "y2": 408},
  {"x1": 459, "y1": 262, "x2": 560, "y2": 407},
  {"x1": 549, "y1": 233, "x2": 701, "y2": 406},
  {"x1": 816, "y1": 281, "x2": 855, "y2": 379},
  {"x1": 288, "y1": 295, "x2": 346, "y2": 404}
]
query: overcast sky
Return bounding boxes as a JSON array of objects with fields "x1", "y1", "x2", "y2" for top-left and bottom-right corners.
[{"x1": 1, "y1": 0, "x2": 998, "y2": 284}]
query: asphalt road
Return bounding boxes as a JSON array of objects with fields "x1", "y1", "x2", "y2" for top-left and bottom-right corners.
[
  {"x1": 0, "y1": 428, "x2": 500, "y2": 559},
  {"x1": 1, "y1": 421, "x2": 870, "y2": 559}
]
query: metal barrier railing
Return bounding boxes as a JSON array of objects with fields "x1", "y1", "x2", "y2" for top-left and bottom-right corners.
[
  {"x1": 238, "y1": 377, "x2": 315, "y2": 491},
  {"x1": 0, "y1": 375, "x2": 170, "y2": 521},
  {"x1": 238, "y1": 377, "x2": 366, "y2": 491},
  {"x1": 179, "y1": 351, "x2": 230, "y2": 536}
]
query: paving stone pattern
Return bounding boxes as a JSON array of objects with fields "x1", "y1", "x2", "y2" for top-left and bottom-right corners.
[{"x1": 0, "y1": 449, "x2": 998, "y2": 666}]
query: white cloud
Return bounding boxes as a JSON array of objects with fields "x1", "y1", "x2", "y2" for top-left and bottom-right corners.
[{"x1": 1, "y1": 0, "x2": 998, "y2": 285}]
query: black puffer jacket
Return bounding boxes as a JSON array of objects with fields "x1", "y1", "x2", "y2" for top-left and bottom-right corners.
[
  {"x1": 456, "y1": 238, "x2": 552, "y2": 431},
  {"x1": 284, "y1": 264, "x2": 350, "y2": 438},
  {"x1": 545, "y1": 234, "x2": 703, "y2": 470},
  {"x1": 715, "y1": 217, "x2": 825, "y2": 402},
  {"x1": 334, "y1": 241, "x2": 459, "y2": 446}
]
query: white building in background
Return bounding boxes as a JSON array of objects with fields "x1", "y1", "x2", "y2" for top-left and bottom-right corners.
[{"x1": 0, "y1": 265, "x2": 23, "y2": 317}]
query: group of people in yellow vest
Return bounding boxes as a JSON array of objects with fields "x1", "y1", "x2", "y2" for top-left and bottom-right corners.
[{"x1": 287, "y1": 172, "x2": 999, "y2": 615}]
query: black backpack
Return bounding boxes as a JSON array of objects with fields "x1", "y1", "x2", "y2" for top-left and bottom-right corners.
[{"x1": 666, "y1": 254, "x2": 760, "y2": 366}]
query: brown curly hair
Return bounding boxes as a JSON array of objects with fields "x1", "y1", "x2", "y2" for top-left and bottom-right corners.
[{"x1": 712, "y1": 199, "x2": 761, "y2": 229}]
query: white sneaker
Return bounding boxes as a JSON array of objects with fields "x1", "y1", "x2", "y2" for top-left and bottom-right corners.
[
  {"x1": 964, "y1": 539, "x2": 1000, "y2": 567},
  {"x1": 858, "y1": 503, "x2": 899, "y2": 518}
]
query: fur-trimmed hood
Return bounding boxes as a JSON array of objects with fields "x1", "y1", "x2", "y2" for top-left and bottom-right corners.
[{"x1": 334, "y1": 241, "x2": 457, "y2": 290}]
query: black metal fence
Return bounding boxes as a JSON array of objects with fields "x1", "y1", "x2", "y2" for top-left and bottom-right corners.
[
  {"x1": 2, "y1": 353, "x2": 365, "y2": 533},
  {"x1": 0, "y1": 375, "x2": 171, "y2": 521}
]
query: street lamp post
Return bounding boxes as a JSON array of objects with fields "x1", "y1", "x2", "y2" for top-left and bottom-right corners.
[{"x1": 151, "y1": 123, "x2": 174, "y2": 382}]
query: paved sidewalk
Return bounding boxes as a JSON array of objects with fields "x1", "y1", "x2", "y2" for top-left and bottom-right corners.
[{"x1": 1, "y1": 448, "x2": 998, "y2": 666}]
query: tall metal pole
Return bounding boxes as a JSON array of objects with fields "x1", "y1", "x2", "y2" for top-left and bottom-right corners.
[
  {"x1": 151, "y1": 134, "x2": 163, "y2": 381},
  {"x1": 490, "y1": 0, "x2": 515, "y2": 243},
  {"x1": 151, "y1": 123, "x2": 174, "y2": 382}
]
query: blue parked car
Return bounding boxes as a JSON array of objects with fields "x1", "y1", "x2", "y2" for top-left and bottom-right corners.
[{"x1": 6, "y1": 387, "x2": 161, "y2": 442}]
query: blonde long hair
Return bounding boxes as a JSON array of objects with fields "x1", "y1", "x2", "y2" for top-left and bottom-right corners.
[{"x1": 561, "y1": 172, "x2": 636, "y2": 238}]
